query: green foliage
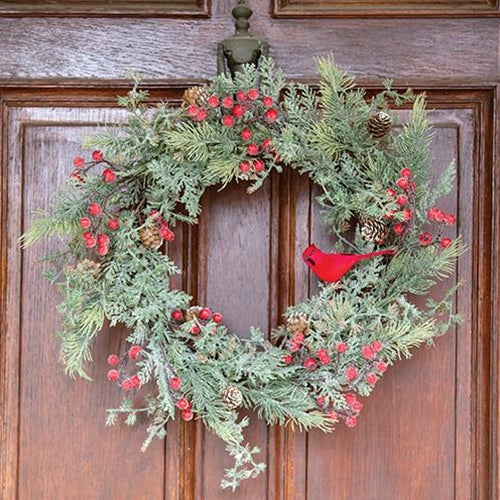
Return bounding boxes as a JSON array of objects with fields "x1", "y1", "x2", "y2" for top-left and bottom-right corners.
[{"x1": 22, "y1": 56, "x2": 465, "y2": 491}]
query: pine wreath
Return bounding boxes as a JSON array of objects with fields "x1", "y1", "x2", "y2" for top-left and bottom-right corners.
[{"x1": 22, "y1": 58, "x2": 464, "y2": 491}]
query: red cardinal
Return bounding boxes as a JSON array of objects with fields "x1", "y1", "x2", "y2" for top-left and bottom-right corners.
[{"x1": 302, "y1": 244, "x2": 395, "y2": 282}]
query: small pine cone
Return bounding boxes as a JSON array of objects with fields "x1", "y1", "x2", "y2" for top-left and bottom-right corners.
[
  {"x1": 388, "y1": 301, "x2": 403, "y2": 319},
  {"x1": 138, "y1": 226, "x2": 163, "y2": 249},
  {"x1": 287, "y1": 313, "x2": 309, "y2": 333},
  {"x1": 360, "y1": 218, "x2": 389, "y2": 244},
  {"x1": 182, "y1": 86, "x2": 208, "y2": 107},
  {"x1": 222, "y1": 385, "x2": 243, "y2": 409},
  {"x1": 368, "y1": 111, "x2": 392, "y2": 138},
  {"x1": 185, "y1": 306, "x2": 202, "y2": 322}
]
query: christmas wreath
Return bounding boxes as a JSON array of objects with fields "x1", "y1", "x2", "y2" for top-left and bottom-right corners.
[{"x1": 23, "y1": 57, "x2": 464, "y2": 490}]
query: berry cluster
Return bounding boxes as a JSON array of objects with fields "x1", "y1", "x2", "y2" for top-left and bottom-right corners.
[
  {"x1": 185, "y1": 89, "x2": 281, "y2": 178},
  {"x1": 72, "y1": 151, "x2": 121, "y2": 258},
  {"x1": 167, "y1": 375, "x2": 194, "y2": 421},
  {"x1": 106, "y1": 344, "x2": 143, "y2": 390},
  {"x1": 283, "y1": 326, "x2": 388, "y2": 429},
  {"x1": 421, "y1": 207, "x2": 456, "y2": 248},
  {"x1": 171, "y1": 307, "x2": 223, "y2": 335},
  {"x1": 385, "y1": 167, "x2": 416, "y2": 232}
]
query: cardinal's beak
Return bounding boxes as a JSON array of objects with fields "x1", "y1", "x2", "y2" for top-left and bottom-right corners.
[{"x1": 302, "y1": 244, "x2": 317, "y2": 259}]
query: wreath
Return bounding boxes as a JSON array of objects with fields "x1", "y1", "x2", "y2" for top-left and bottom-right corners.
[{"x1": 23, "y1": 57, "x2": 465, "y2": 490}]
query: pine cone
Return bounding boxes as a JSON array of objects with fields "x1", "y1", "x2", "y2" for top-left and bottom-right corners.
[
  {"x1": 287, "y1": 313, "x2": 309, "y2": 333},
  {"x1": 138, "y1": 226, "x2": 163, "y2": 249},
  {"x1": 368, "y1": 111, "x2": 392, "y2": 138},
  {"x1": 222, "y1": 385, "x2": 243, "y2": 409},
  {"x1": 185, "y1": 306, "x2": 202, "y2": 322},
  {"x1": 360, "y1": 218, "x2": 389, "y2": 244},
  {"x1": 182, "y1": 86, "x2": 208, "y2": 107}
]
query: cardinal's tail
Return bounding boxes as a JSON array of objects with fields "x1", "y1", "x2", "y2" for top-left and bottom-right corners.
[{"x1": 364, "y1": 249, "x2": 396, "y2": 259}]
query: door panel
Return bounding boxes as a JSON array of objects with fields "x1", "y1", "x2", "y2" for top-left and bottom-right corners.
[{"x1": 0, "y1": 7, "x2": 498, "y2": 500}]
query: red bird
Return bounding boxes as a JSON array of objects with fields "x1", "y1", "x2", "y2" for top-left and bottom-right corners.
[{"x1": 302, "y1": 244, "x2": 395, "y2": 282}]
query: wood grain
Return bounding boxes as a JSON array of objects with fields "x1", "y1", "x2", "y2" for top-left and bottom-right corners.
[
  {"x1": 0, "y1": 80, "x2": 497, "y2": 500},
  {"x1": 273, "y1": 0, "x2": 499, "y2": 18},
  {"x1": 0, "y1": 0, "x2": 210, "y2": 17}
]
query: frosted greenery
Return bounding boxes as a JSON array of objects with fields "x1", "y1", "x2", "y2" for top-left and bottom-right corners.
[{"x1": 22, "y1": 57, "x2": 464, "y2": 491}]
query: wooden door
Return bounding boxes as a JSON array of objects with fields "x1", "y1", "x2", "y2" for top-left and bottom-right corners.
[{"x1": 0, "y1": 5, "x2": 498, "y2": 500}]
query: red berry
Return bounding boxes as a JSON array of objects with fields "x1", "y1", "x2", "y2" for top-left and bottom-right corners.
[
  {"x1": 181, "y1": 409, "x2": 194, "y2": 421},
  {"x1": 344, "y1": 393, "x2": 356, "y2": 406},
  {"x1": 191, "y1": 325, "x2": 200, "y2": 335},
  {"x1": 435, "y1": 210, "x2": 446, "y2": 223},
  {"x1": 402, "y1": 208, "x2": 413, "y2": 221},
  {"x1": 107, "y1": 369, "x2": 119, "y2": 381},
  {"x1": 89, "y1": 203, "x2": 102, "y2": 217},
  {"x1": 345, "y1": 416, "x2": 357, "y2": 428},
  {"x1": 393, "y1": 222, "x2": 406, "y2": 235},
  {"x1": 207, "y1": 95, "x2": 220, "y2": 108},
  {"x1": 241, "y1": 128, "x2": 252, "y2": 141},
  {"x1": 160, "y1": 227, "x2": 175, "y2": 241},
  {"x1": 345, "y1": 366, "x2": 358, "y2": 381},
  {"x1": 130, "y1": 374, "x2": 141, "y2": 388},
  {"x1": 97, "y1": 245, "x2": 108, "y2": 256},
  {"x1": 283, "y1": 354, "x2": 293, "y2": 364},
  {"x1": 199, "y1": 308, "x2": 212, "y2": 320},
  {"x1": 400, "y1": 167, "x2": 412, "y2": 178},
  {"x1": 222, "y1": 115, "x2": 234, "y2": 127},
  {"x1": 84, "y1": 236, "x2": 97, "y2": 248},
  {"x1": 80, "y1": 217, "x2": 91, "y2": 229},
  {"x1": 264, "y1": 108, "x2": 279, "y2": 123},
  {"x1": 247, "y1": 89, "x2": 259, "y2": 100},
  {"x1": 386, "y1": 188, "x2": 396, "y2": 197},
  {"x1": 419, "y1": 232, "x2": 433, "y2": 246},
  {"x1": 239, "y1": 161, "x2": 251, "y2": 173},
  {"x1": 253, "y1": 159, "x2": 265, "y2": 172},
  {"x1": 351, "y1": 400, "x2": 363, "y2": 412},
  {"x1": 177, "y1": 398, "x2": 191, "y2": 410},
  {"x1": 408, "y1": 181, "x2": 416, "y2": 191},
  {"x1": 375, "y1": 361, "x2": 388, "y2": 373},
  {"x1": 107, "y1": 354, "x2": 120, "y2": 366},
  {"x1": 92, "y1": 150, "x2": 103, "y2": 161},
  {"x1": 289, "y1": 340, "x2": 301, "y2": 353},
  {"x1": 293, "y1": 331, "x2": 305, "y2": 344},
  {"x1": 444, "y1": 214, "x2": 456, "y2": 225},
  {"x1": 97, "y1": 233, "x2": 110, "y2": 246},
  {"x1": 365, "y1": 373, "x2": 378, "y2": 385},
  {"x1": 235, "y1": 90, "x2": 247, "y2": 101},
  {"x1": 262, "y1": 96, "x2": 273, "y2": 107},
  {"x1": 232, "y1": 105, "x2": 244, "y2": 117},
  {"x1": 222, "y1": 96, "x2": 234, "y2": 108},
  {"x1": 129, "y1": 345, "x2": 142, "y2": 359},
  {"x1": 371, "y1": 340, "x2": 383, "y2": 352},
  {"x1": 187, "y1": 105, "x2": 199, "y2": 117},
  {"x1": 195, "y1": 109, "x2": 208, "y2": 122},
  {"x1": 108, "y1": 219, "x2": 119, "y2": 230},
  {"x1": 261, "y1": 138, "x2": 272, "y2": 150},
  {"x1": 247, "y1": 143, "x2": 259, "y2": 156},
  {"x1": 172, "y1": 310, "x2": 184, "y2": 321},
  {"x1": 336, "y1": 342, "x2": 348, "y2": 353},
  {"x1": 82, "y1": 231, "x2": 93, "y2": 240},
  {"x1": 441, "y1": 237, "x2": 452, "y2": 248},
  {"x1": 73, "y1": 156, "x2": 85, "y2": 168},
  {"x1": 169, "y1": 377, "x2": 182, "y2": 391},
  {"x1": 212, "y1": 312, "x2": 223, "y2": 323},
  {"x1": 396, "y1": 177, "x2": 409, "y2": 190},
  {"x1": 427, "y1": 207, "x2": 439, "y2": 220},
  {"x1": 304, "y1": 357, "x2": 317, "y2": 371},
  {"x1": 396, "y1": 194, "x2": 408, "y2": 206},
  {"x1": 361, "y1": 345, "x2": 376, "y2": 360}
]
